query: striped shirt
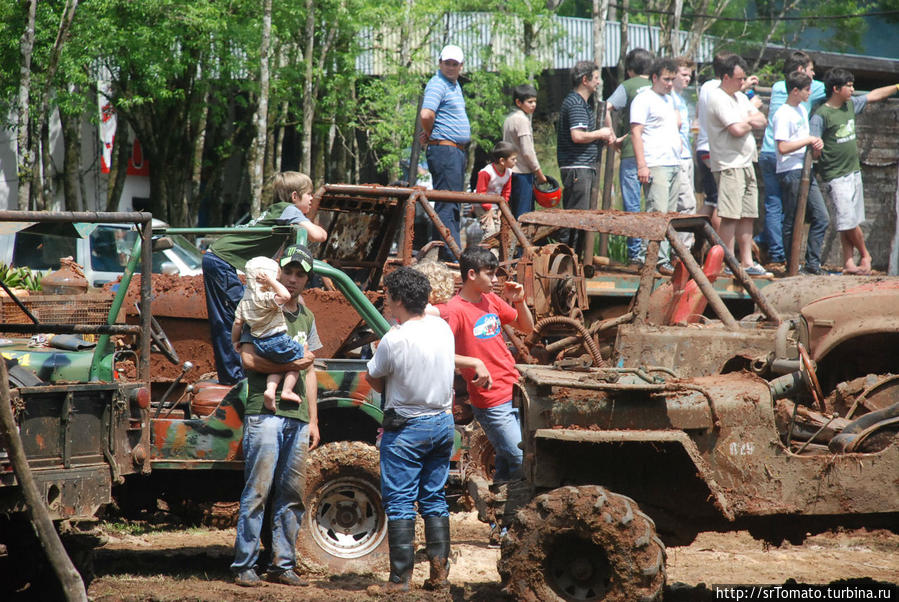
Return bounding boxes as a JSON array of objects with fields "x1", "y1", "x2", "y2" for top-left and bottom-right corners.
[
  {"x1": 557, "y1": 91, "x2": 597, "y2": 169},
  {"x1": 423, "y1": 71, "x2": 471, "y2": 144}
]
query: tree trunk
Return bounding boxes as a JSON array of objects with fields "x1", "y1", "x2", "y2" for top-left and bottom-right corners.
[
  {"x1": 301, "y1": 0, "x2": 315, "y2": 176},
  {"x1": 106, "y1": 124, "x2": 130, "y2": 212},
  {"x1": 670, "y1": 0, "x2": 684, "y2": 56},
  {"x1": 592, "y1": 0, "x2": 609, "y2": 98},
  {"x1": 36, "y1": 0, "x2": 80, "y2": 209},
  {"x1": 617, "y1": 0, "x2": 629, "y2": 80},
  {"x1": 59, "y1": 102, "x2": 84, "y2": 212},
  {"x1": 249, "y1": 0, "x2": 272, "y2": 218},
  {"x1": 16, "y1": 0, "x2": 37, "y2": 210},
  {"x1": 187, "y1": 95, "x2": 209, "y2": 224}
]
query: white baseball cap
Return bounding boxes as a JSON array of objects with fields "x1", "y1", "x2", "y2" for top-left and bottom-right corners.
[{"x1": 439, "y1": 45, "x2": 464, "y2": 64}]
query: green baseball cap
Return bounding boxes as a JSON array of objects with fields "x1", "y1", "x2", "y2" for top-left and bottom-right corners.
[{"x1": 279, "y1": 244, "x2": 314, "y2": 273}]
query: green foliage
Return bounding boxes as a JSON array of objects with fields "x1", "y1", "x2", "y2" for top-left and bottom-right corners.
[{"x1": 0, "y1": 264, "x2": 43, "y2": 292}]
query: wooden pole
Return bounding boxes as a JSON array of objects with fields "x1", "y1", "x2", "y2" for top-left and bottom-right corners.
[
  {"x1": 585, "y1": 0, "x2": 610, "y2": 266},
  {"x1": 0, "y1": 362, "x2": 87, "y2": 602},
  {"x1": 787, "y1": 150, "x2": 814, "y2": 276}
]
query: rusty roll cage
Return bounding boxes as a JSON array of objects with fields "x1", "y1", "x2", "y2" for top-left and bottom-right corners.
[
  {"x1": 308, "y1": 184, "x2": 533, "y2": 283},
  {"x1": 518, "y1": 209, "x2": 782, "y2": 329}
]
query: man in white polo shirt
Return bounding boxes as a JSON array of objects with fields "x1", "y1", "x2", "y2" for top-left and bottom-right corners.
[{"x1": 630, "y1": 57, "x2": 682, "y2": 274}]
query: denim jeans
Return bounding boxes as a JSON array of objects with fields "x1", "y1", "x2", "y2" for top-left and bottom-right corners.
[
  {"x1": 510, "y1": 172, "x2": 536, "y2": 218},
  {"x1": 619, "y1": 157, "x2": 643, "y2": 261},
  {"x1": 471, "y1": 400, "x2": 523, "y2": 483},
  {"x1": 759, "y1": 152, "x2": 785, "y2": 262},
  {"x1": 380, "y1": 412, "x2": 454, "y2": 520},
  {"x1": 232, "y1": 415, "x2": 309, "y2": 574},
  {"x1": 426, "y1": 144, "x2": 466, "y2": 258},
  {"x1": 779, "y1": 169, "x2": 830, "y2": 271},
  {"x1": 202, "y1": 251, "x2": 246, "y2": 384}
]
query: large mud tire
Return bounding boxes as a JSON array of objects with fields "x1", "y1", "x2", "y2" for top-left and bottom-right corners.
[
  {"x1": 463, "y1": 422, "x2": 496, "y2": 480},
  {"x1": 297, "y1": 440, "x2": 388, "y2": 574},
  {"x1": 499, "y1": 485, "x2": 666, "y2": 601}
]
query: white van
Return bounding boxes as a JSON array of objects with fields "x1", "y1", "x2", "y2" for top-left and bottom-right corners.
[{"x1": 0, "y1": 220, "x2": 203, "y2": 287}]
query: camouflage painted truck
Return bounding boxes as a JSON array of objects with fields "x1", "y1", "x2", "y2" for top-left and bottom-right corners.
[
  {"x1": 471, "y1": 211, "x2": 899, "y2": 601},
  {"x1": 118, "y1": 253, "x2": 397, "y2": 574},
  {"x1": 0, "y1": 210, "x2": 157, "y2": 596}
]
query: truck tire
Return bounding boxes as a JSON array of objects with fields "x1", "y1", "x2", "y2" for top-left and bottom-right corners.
[
  {"x1": 463, "y1": 423, "x2": 496, "y2": 480},
  {"x1": 297, "y1": 440, "x2": 388, "y2": 573},
  {"x1": 499, "y1": 485, "x2": 665, "y2": 602}
]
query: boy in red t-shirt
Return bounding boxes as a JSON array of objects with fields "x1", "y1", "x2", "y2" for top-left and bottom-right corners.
[
  {"x1": 475, "y1": 142, "x2": 518, "y2": 234},
  {"x1": 437, "y1": 247, "x2": 534, "y2": 485}
]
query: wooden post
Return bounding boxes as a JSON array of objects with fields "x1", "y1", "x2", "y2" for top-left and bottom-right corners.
[
  {"x1": 0, "y1": 362, "x2": 87, "y2": 601},
  {"x1": 787, "y1": 150, "x2": 814, "y2": 276}
]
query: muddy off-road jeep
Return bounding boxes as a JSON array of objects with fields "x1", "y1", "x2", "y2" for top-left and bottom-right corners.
[
  {"x1": 118, "y1": 255, "x2": 399, "y2": 575},
  {"x1": 465, "y1": 215, "x2": 899, "y2": 600},
  {"x1": 0, "y1": 210, "x2": 157, "y2": 595}
]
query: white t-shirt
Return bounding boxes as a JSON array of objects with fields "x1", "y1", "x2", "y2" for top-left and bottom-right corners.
[
  {"x1": 629, "y1": 88, "x2": 681, "y2": 167},
  {"x1": 695, "y1": 79, "x2": 720, "y2": 153},
  {"x1": 366, "y1": 314, "x2": 454, "y2": 417},
  {"x1": 706, "y1": 87, "x2": 757, "y2": 171},
  {"x1": 772, "y1": 103, "x2": 809, "y2": 174}
]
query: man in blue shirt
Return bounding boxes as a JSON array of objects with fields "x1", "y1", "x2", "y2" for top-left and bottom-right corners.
[
  {"x1": 420, "y1": 44, "x2": 471, "y2": 259},
  {"x1": 757, "y1": 51, "x2": 826, "y2": 267}
]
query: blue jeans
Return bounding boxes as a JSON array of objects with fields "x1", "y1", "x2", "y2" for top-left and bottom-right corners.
[
  {"x1": 254, "y1": 331, "x2": 304, "y2": 363},
  {"x1": 202, "y1": 251, "x2": 245, "y2": 384},
  {"x1": 759, "y1": 152, "x2": 785, "y2": 262},
  {"x1": 471, "y1": 401, "x2": 523, "y2": 483},
  {"x1": 619, "y1": 157, "x2": 643, "y2": 260},
  {"x1": 380, "y1": 412, "x2": 454, "y2": 520},
  {"x1": 232, "y1": 415, "x2": 309, "y2": 574},
  {"x1": 426, "y1": 144, "x2": 466, "y2": 258},
  {"x1": 779, "y1": 169, "x2": 830, "y2": 272},
  {"x1": 510, "y1": 173, "x2": 535, "y2": 218}
]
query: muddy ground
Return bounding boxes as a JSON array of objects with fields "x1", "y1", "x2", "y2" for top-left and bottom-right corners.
[{"x1": 82, "y1": 510, "x2": 899, "y2": 601}]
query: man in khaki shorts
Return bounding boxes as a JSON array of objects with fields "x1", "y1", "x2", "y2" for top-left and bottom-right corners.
[{"x1": 705, "y1": 54, "x2": 769, "y2": 276}]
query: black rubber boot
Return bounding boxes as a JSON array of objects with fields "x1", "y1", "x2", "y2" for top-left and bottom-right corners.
[
  {"x1": 422, "y1": 515, "x2": 451, "y2": 590},
  {"x1": 386, "y1": 518, "x2": 415, "y2": 590}
]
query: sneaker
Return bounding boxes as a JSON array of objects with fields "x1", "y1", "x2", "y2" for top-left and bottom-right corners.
[
  {"x1": 744, "y1": 263, "x2": 773, "y2": 277},
  {"x1": 628, "y1": 258, "x2": 644, "y2": 269},
  {"x1": 657, "y1": 262, "x2": 674, "y2": 276},
  {"x1": 799, "y1": 265, "x2": 822, "y2": 276},
  {"x1": 234, "y1": 569, "x2": 263, "y2": 587},
  {"x1": 721, "y1": 267, "x2": 733, "y2": 276},
  {"x1": 265, "y1": 570, "x2": 309, "y2": 586}
]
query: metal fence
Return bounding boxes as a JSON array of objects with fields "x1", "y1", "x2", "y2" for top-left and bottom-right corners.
[{"x1": 356, "y1": 13, "x2": 716, "y2": 75}]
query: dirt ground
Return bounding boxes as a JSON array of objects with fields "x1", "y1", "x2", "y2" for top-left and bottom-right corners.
[{"x1": 84, "y1": 511, "x2": 899, "y2": 602}]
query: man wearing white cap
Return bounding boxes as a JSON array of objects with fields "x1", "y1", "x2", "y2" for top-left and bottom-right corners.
[{"x1": 420, "y1": 44, "x2": 471, "y2": 259}]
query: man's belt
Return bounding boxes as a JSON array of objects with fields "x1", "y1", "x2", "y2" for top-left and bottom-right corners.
[{"x1": 428, "y1": 139, "x2": 467, "y2": 151}]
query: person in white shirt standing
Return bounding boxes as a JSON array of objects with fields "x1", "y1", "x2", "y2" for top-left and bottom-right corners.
[
  {"x1": 704, "y1": 54, "x2": 769, "y2": 276},
  {"x1": 772, "y1": 71, "x2": 828, "y2": 274},
  {"x1": 630, "y1": 57, "x2": 682, "y2": 274},
  {"x1": 365, "y1": 267, "x2": 456, "y2": 593},
  {"x1": 672, "y1": 57, "x2": 697, "y2": 219}
]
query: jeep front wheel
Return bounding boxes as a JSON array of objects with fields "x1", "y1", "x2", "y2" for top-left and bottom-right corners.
[
  {"x1": 499, "y1": 485, "x2": 666, "y2": 601},
  {"x1": 297, "y1": 440, "x2": 388, "y2": 573}
]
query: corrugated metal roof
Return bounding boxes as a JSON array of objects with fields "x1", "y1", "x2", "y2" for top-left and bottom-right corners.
[{"x1": 356, "y1": 13, "x2": 716, "y2": 75}]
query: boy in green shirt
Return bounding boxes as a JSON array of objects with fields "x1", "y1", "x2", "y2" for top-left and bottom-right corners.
[{"x1": 809, "y1": 70, "x2": 899, "y2": 274}]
